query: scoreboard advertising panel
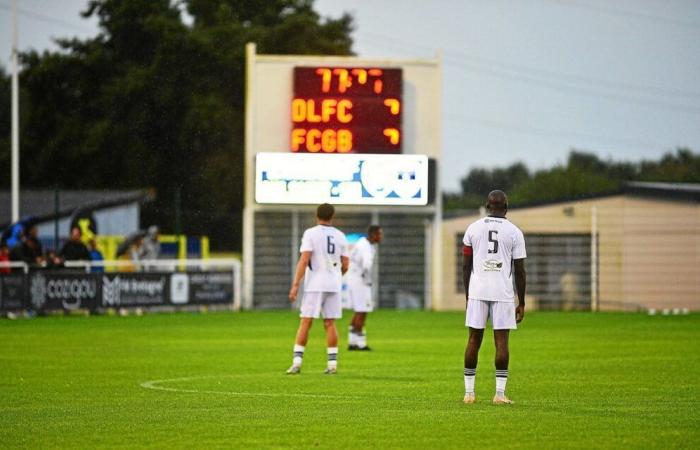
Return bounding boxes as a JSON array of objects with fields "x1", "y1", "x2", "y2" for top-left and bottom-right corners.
[
  {"x1": 291, "y1": 67, "x2": 402, "y2": 154},
  {"x1": 254, "y1": 65, "x2": 431, "y2": 206},
  {"x1": 255, "y1": 153, "x2": 428, "y2": 206}
]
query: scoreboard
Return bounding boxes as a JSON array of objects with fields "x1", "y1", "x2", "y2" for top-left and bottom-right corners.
[
  {"x1": 244, "y1": 44, "x2": 443, "y2": 310},
  {"x1": 291, "y1": 67, "x2": 402, "y2": 154}
]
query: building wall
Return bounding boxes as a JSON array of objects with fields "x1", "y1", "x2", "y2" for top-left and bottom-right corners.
[
  {"x1": 620, "y1": 197, "x2": 699, "y2": 311},
  {"x1": 439, "y1": 195, "x2": 699, "y2": 311}
]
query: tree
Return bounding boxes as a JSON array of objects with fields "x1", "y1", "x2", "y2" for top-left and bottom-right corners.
[
  {"x1": 446, "y1": 148, "x2": 699, "y2": 210},
  {"x1": 14, "y1": 0, "x2": 354, "y2": 249}
]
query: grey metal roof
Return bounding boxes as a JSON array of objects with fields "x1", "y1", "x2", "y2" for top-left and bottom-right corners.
[
  {"x1": 624, "y1": 181, "x2": 700, "y2": 201},
  {"x1": 626, "y1": 181, "x2": 700, "y2": 193},
  {"x1": 0, "y1": 189, "x2": 152, "y2": 227},
  {"x1": 443, "y1": 181, "x2": 699, "y2": 219}
]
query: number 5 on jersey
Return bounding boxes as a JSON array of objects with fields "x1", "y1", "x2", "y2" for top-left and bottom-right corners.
[{"x1": 488, "y1": 230, "x2": 499, "y2": 254}]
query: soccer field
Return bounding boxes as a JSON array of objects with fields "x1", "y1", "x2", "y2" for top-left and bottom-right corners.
[{"x1": 1, "y1": 310, "x2": 698, "y2": 449}]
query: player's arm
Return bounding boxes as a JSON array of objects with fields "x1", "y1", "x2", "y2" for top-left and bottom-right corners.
[
  {"x1": 289, "y1": 251, "x2": 311, "y2": 303},
  {"x1": 462, "y1": 246, "x2": 473, "y2": 308},
  {"x1": 514, "y1": 258, "x2": 526, "y2": 323},
  {"x1": 341, "y1": 255, "x2": 349, "y2": 275}
]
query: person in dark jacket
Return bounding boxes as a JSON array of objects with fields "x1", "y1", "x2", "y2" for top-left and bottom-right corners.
[
  {"x1": 9, "y1": 224, "x2": 45, "y2": 268},
  {"x1": 59, "y1": 226, "x2": 91, "y2": 262}
]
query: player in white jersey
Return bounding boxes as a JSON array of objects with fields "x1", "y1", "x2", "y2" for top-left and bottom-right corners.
[
  {"x1": 287, "y1": 203, "x2": 349, "y2": 375},
  {"x1": 461, "y1": 190, "x2": 527, "y2": 405},
  {"x1": 347, "y1": 225, "x2": 383, "y2": 351}
]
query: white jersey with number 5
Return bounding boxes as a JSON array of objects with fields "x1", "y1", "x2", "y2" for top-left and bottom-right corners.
[
  {"x1": 462, "y1": 216, "x2": 526, "y2": 303},
  {"x1": 300, "y1": 224, "x2": 349, "y2": 293}
]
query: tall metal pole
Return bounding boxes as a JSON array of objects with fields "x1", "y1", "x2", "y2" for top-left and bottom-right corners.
[
  {"x1": 11, "y1": 0, "x2": 20, "y2": 222},
  {"x1": 590, "y1": 206, "x2": 598, "y2": 312}
]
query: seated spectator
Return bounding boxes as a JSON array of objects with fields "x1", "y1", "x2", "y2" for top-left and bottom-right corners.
[
  {"x1": 88, "y1": 239, "x2": 104, "y2": 273},
  {"x1": 59, "y1": 226, "x2": 91, "y2": 262}
]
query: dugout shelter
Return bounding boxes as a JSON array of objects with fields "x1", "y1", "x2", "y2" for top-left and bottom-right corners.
[{"x1": 243, "y1": 43, "x2": 443, "y2": 310}]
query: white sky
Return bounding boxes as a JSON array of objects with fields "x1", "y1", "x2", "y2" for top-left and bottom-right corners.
[{"x1": 1, "y1": 0, "x2": 699, "y2": 191}]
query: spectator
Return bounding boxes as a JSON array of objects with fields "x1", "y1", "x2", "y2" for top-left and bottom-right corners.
[
  {"x1": 0, "y1": 242, "x2": 10, "y2": 274},
  {"x1": 129, "y1": 236, "x2": 144, "y2": 263},
  {"x1": 44, "y1": 249, "x2": 64, "y2": 269},
  {"x1": 9, "y1": 224, "x2": 45, "y2": 269},
  {"x1": 88, "y1": 239, "x2": 104, "y2": 273},
  {"x1": 141, "y1": 226, "x2": 161, "y2": 260},
  {"x1": 59, "y1": 226, "x2": 91, "y2": 262}
]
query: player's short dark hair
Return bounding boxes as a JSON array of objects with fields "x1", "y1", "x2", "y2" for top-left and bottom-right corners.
[
  {"x1": 486, "y1": 190, "x2": 508, "y2": 212},
  {"x1": 367, "y1": 225, "x2": 382, "y2": 236},
  {"x1": 316, "y1": 203, "x2": 335, "y2": 221}
]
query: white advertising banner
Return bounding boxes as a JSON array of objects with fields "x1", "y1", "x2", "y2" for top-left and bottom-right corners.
[{"x1": 255, "y1": 153, "x2": 429, "y2": 206}]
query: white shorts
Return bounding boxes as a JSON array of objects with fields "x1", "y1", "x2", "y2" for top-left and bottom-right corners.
[
  {"x1": 300, "y1": 291, "x2": 342, "y2": 319},
  {"x1": 466, "y1": 299, "x2": 517, "y2": 330},
  {"x1": 347, "y1": 280, "x2": 373, "y2": 313}
]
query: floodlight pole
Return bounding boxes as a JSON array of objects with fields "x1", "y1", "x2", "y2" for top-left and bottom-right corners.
[{"x1": 11, "y1": 0, "x2": 20, "y2": 222}]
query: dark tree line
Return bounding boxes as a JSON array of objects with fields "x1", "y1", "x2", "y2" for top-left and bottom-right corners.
[
  {"x1": 0, "y1": 0, "x2": 354, "y2": 250},
  {"x1": 445, "y1": 148, "x2": 700, "y2": 211}
]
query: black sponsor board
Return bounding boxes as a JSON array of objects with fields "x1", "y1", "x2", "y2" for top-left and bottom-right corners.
[
  {"x1": 0, "y1": 274, "x2": 26, "y2": 310},
  {"x1": 28, "y1": 272, "x2": 101, "y2": 311},
  {"x1": 188, "y1": 272, "x2": 234, "y2": 304},
  {"x1": 102, "y1": 273, "x2": 168, "y2": 307},
  {"x1": 1, "y1": 270, "x2": 235, "y2": 312}
]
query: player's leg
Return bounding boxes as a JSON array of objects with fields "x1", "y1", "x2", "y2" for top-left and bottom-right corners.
[
  {"x1": 347, "y1": 282, "x2": 364, "y2": 350},
  {"x1": 351, "y1": 312, "x2": 369, "y2": 350},
  {"x1": 493, "y1": 329, "x2": 511, "y2": 403},
  {"x1": 287, "y1": 292, "x2": 321, "y2": 374},
  {"x1": 287, "y1": 318, "x2": 313, "y2": 374},
  {"x1": 323, "y1": 319, "x2": 339, "y2": 373},
  {"x1": 350, "y1": 283, "x2": 373, "y2": 350},
  {"x1": 295, "y1": 318, "x2": 314, "y2": 346},
  {"x1": 492, "y1": 301, "x2": 517, "y2": 403},
  {"x1": 321, "y1": 292, "x2": 342, "y2": 374},
  {"x1": 464, "y1": 299, "x2": 487, "y2": 403},
  {"x1": 348, "y1": 312, "x2": 360, "y2": 350}
]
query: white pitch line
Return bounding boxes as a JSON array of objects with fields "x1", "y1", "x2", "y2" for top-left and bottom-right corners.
[{"x1": 140, "y1": 374, "x2": 364, "y2": 400}]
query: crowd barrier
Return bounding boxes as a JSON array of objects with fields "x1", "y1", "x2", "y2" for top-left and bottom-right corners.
[{"x1": 0, "y1": 259, "x2": 241, "y2": 314}]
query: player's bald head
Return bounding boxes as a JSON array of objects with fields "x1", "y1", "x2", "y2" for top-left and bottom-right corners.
[{"x1": 486, "y1": 190, "x2": 508, "y2": 215}]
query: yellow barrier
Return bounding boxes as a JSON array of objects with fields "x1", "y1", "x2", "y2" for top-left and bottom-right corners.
[{"x1": 92, "y1": 234, "x2": 210, "y2": 271}]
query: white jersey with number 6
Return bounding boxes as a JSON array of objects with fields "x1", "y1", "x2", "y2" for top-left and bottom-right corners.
[
  {"x1": 300, "y1": 224, "x2": 349, "y2": 293},
  {"x1": 462, "y1": 216, "x2": 526, "y2": 303}
]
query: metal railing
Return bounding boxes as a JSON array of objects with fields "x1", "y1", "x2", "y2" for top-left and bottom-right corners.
[{"x1": 0, "y1": 261, "x2": 29, "y2": 273}]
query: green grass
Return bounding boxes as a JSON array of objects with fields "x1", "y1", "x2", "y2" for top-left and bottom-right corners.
[{"x1": 1, "y1": 310, "x2": 698, "y2": 449}]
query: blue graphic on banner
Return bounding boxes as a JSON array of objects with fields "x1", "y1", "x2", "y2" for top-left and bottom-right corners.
[{"x1": 255, "y1": 153, "x2": 429, "y2": 206}]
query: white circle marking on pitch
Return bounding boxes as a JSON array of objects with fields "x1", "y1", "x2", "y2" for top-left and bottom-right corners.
[{"x1": 140, "y1": 374, "x2": 362, "y2": 399}]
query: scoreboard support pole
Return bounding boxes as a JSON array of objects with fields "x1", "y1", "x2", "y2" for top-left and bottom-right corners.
[{"x1": 243, "y1": 42, "x2": 257, "y2": 310}]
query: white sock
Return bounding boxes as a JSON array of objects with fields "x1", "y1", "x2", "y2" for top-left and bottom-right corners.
[
  {"x1": 293, "y1": 344, "x2": 304, "y2": 367},
  {"x1": 495, "y1": 370, "x2": 508, "y2": 396},
  {"x1": 327, "y1": 346, "x2": 338, "y2": 369},
  {"x1": 464, "y1": 368, "x2": 476, "y2": 394},
  {"x1": 348, "y1": 327, "x2": 357, "y2": 346},
  {"x1": 358, "y1": 331, "x2": 367, "y2": 348}
]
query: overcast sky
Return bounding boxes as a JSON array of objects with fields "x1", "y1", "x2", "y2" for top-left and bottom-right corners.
[{"x1": 1, "y1": 0, "x2": 699, "y2": 191}]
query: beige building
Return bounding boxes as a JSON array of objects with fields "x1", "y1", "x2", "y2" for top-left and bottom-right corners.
[{"x1": 438, "y1": 182, "x2": 700, "y2": 312}]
